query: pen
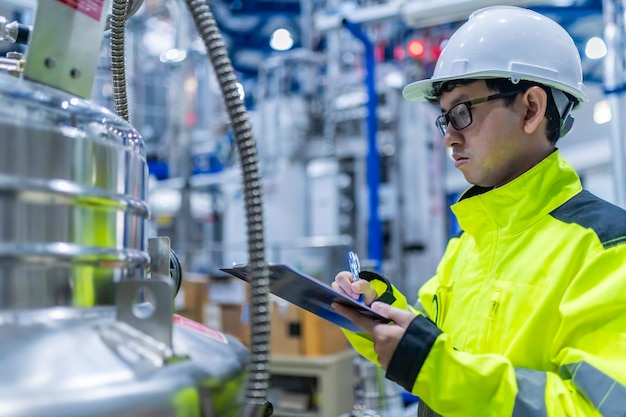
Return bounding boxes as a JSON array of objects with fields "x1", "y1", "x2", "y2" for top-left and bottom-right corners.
[{"x1": 348, "y1": 251, "x2": 364, "y2": 303}]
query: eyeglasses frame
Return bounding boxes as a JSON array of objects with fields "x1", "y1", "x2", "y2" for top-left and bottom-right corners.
[{"x1": 435, "y1": 90, "x2": 522, "y2": 136}]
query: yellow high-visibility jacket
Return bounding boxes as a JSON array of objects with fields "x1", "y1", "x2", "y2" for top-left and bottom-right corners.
[{"x1": 344, "y1": 151, "x2": 626, "y2": 417}]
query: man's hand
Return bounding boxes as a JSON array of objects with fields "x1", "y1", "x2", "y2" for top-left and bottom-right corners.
[
  {"x1": 332, "y1": 271, "x2": 378, "y2": 305},
  {"x1": 332, "y1": 301, "x2": 417, "y2": 370}
]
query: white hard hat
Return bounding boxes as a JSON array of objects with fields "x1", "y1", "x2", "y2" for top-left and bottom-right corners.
[{"x1": 402, "y1": 6, "x2": 587, "y2": 109}]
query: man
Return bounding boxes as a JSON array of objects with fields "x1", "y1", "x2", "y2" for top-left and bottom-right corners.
[{"x1": 332, "y1": 6, "x2": 626, "y2": 417}]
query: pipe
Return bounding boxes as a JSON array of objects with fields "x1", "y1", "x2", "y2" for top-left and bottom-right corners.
[
  {"x1": 342, "y1": 20, "x2": 382, "y2": 271},
  {"x1": 400, "y1": 0, "x2": 549, "y2": 28},
  {"x1": 603, "y1": 0, "x2": 626, "y2": 207},
  {"x1": 183, "y1": 2, "x2": 272, "y2": 417},
  {"x1": 106, "y1": 0, "x2": 145, "y2": 31},
  {"x1": 315, "y1": 0, "x2": 550, "y2": 31},
  {"x1": 110, "y1": 0, "x2": 131, "y2": 122},
  {"x1": 110, "y1": 1, "x2": 272, "y2": 415},
  {"x1": 316, "y1": 1, "x2": 403, "y2": 32}
]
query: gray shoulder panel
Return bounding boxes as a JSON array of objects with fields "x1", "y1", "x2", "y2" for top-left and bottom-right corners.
[{"x1": 550, "y1": 190, "x2": 626, "y2": 248}]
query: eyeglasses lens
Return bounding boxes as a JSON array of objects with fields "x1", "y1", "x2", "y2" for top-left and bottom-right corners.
[
  {"x1": 451, "y1": 104, "x2": 471, "y2": 130},
  {"x1": 435, "y1": 102, "x2": 473, "y2": 136}
]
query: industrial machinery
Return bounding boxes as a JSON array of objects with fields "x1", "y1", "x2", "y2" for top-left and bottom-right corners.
[{"x1": 0, "y1": 0, "x2": 271, "y2": 416}]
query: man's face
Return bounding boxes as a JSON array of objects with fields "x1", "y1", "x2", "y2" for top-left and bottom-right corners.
[{"x1": 439, "y1": 80, "x2": 538, "y2": 188}]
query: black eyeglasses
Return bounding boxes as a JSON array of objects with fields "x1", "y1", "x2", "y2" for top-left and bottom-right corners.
[{"x1": 435, "y1": 90, "x2": 522, "y2": 136}]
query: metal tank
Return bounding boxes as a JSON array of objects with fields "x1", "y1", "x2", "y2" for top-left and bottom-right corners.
[{"x1": 0, "y1": 72, "x2": 249, "y2": 417}]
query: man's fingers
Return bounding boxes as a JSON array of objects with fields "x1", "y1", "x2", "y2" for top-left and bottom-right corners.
[
  {"x1": 353, "y1": 280, "x2": 378, "y2": 304},
  {"x1": 371, "y1": 302, "x2": 417, "y2": 329},
  {"x1": 333, "y1": 271, "x2": 376, "y2": 303},
  {"x1": 332, "y1": 296, "x2": 416, "y2": 332},
  {"x1": 333, "y1": 271, "x2": 361, "y2": 300},
  {"x1": 332, "y1": 302, "x2": 377, "y2": 333}
]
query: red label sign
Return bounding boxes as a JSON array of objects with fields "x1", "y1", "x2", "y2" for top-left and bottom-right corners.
[
  {"x1": 57, "y1": 0, "x2": 105, "y2": 21},
  {"x1": 173, "y1": 314, "x2": 228, "y2": 344}
]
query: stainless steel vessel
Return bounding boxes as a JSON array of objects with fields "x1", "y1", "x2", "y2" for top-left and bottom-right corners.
[
  {"x1": 0, "y1": 72, "x2": 149, "y2": 309},
  {"x1": 0, "y1": 74, "x2": 249, "y2": 417}
]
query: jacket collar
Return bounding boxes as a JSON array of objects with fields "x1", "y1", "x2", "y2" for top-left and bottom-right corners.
[{"x1": 451, "y1": 150, "x2": 583, "y2": 237}]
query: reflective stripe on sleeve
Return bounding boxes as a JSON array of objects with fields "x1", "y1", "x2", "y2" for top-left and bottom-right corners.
[
  {"x1": 512, "y1": 368, "x2": 548, "y2": 417},
  {"x1": 561, "y1": 361, "x2": 626, "y2": 417}
]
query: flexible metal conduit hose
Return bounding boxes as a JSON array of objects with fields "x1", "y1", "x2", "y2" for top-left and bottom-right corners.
[
  {"x1": 110, "y1": 0, "x2": 271, "y2": 416},
  {"x1": 183, "y1": 3, "x2": 273, "y2": 414},
  {"x1": 110, "y1": 0, "x2": 131, "y2": 122}
]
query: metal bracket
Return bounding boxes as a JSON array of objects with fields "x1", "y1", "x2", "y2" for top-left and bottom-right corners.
[
  {"x1": 148, "y1": 236, "x2": 183, "y2": 297},
  {"x1": 115, "y1": 279, "x2": 174, "y2": 349},
  {"x1": 24, "y1": 0, "x2": 111, "y2": 98},
  {"x1": 148, "y1": 236, "x2": 171, "y2": 279},
  {"x1": 101, "y1": 279, "x2": 175, "y2": 371}
]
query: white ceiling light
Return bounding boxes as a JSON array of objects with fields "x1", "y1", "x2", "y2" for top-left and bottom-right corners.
[
  {"x1": 270, "y1": 28, "x2": 294, "y2": 51},
  {"x1": 585, "y1": 37, "x2": 607, "y2": 59},
  {"x1": 593, "y1": 99, "x2": 612, "y2": 125},
  {"x1": 159, "y1": 48, "x2": 187, "y2": 63},
  {"x1": 384, "y1": 70, "x2": 405, "y2": 89},
  {"x1": 143, "y1": 18, "x2": 175, "y2": 56}
]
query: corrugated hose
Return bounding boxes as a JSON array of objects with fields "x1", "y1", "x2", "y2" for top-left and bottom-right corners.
[
  {"x1": 184, "y1": 3, "x2": 273, "y2": 414},
  {"x1": 110, "y1": 0, "x2": 272, "y2": 416}
]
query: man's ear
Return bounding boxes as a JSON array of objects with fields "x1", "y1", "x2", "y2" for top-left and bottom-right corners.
[{"x1": 522, "y1": 86, "x2": 548, "y2": 135}]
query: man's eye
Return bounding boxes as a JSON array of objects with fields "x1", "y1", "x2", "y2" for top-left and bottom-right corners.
[{"x1": 456, "y1": 106, "x2": 470, "y2": 118}]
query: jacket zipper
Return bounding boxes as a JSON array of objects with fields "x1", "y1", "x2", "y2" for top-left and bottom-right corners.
[
  {"x1": 432, "y1": 294, "x2": 441, "y2": 327},
  {"x1": 484, "y1": 291, "x2": 502, "y2": 351},
  {"x1": 433, "y1": 283, "x2": 453, "y2": 327}
]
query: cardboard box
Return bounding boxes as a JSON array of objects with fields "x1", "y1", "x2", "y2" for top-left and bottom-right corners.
[
  {"x1": 300, "y1": 307, "x2": 349, "y2": 356},
  {"x1": 221, "y1": 304, "x2": 249, "y2": 345},
  {"x1": 174, "y1": 275, "x2": 249, "y2": 343},
  {"x1": 188, "y1": 276, "x2": 349, "y2": 356},
  {"x1": 175, "y1": 277, "x2": 209, "y2": 323},
  {"x1": 209, "y1": 299, "x2": 348, "y2": 356},
  {"x1": 269, "y1": 298, "x2": 349, "y2": 356},
  {"x1": 270, "y1": 302, "x2": 302, "y2": 355}
]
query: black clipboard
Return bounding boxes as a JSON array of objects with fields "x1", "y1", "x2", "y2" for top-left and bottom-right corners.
[{"x1": 220, "y1": 264, "x2": 389, "y2": 333}]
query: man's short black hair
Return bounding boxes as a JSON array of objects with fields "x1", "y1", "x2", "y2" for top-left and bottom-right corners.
[{"x1": 428, "y1": 78, "x2": 571, "y2": 145}]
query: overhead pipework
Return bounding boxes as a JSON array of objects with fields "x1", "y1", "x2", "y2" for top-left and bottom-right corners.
[{"x1": 314, "y1": 0, "x2": 551, "y2": 31}]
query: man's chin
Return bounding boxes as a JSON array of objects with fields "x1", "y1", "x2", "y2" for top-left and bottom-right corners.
[{"x1": 463, "y1": 175, "x2": 493, "y2": 188}]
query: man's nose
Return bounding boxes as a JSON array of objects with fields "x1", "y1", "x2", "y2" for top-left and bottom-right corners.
[{"x1": 443, "y1": 125, "x2": 463, "y2": 148}]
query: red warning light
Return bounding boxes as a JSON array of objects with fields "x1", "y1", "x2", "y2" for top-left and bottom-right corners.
[
  {"x1": 393, "y1": 45, "x2": 405, "y2": 61},
  {"x1": 407, "y1": 40, "x2": 426, "y2": 58}
]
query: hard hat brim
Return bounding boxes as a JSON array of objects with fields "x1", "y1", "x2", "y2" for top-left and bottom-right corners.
[{"x1": 402, "y1": 71, "x2": 587, "y2": 109}]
